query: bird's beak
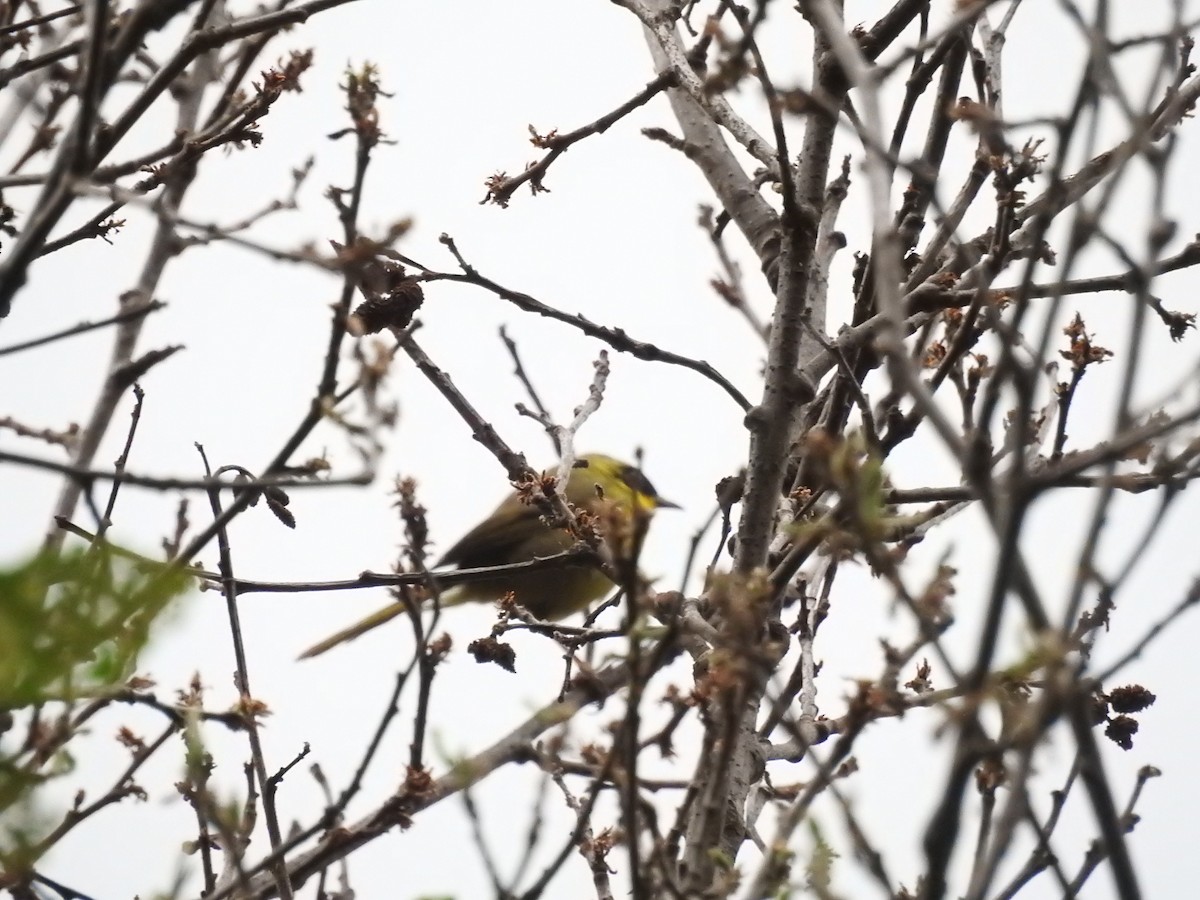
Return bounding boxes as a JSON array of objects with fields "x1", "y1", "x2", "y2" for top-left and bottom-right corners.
[{"x1": 656, "y1": 496, "x2": 681, "y2": 510}]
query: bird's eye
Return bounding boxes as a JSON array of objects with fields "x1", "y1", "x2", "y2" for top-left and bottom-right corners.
[{"x1": 619, "y1": 465, "x2": 659, "y2": 499}]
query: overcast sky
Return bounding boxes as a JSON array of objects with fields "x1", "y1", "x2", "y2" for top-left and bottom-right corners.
[{"x1": 2, "y1": 1, "x2": 1199, "y2": 898}]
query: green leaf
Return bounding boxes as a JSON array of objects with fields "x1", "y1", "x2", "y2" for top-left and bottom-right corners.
[
  {"x1": 0, "y1": 546, "x2": 193, "y2": 709},
  {"x1": 805, "y1": 818, "x2": 840, "y2": 899}
]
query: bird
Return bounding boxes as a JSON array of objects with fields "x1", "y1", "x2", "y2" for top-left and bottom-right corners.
[{"x1": 298, "y1": 453, "x2": 677, "y2": 659}]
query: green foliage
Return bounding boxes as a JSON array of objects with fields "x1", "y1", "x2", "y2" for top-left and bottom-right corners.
[
  {"x1": 0, "y1": 546, "x2": 192, "y2": 865},
  {"x1": 0, "y1": 546, "x2": 192, "y2": 709},
  {"x1": 805, "y1": 818, "x2": 840, "y2": 899}
]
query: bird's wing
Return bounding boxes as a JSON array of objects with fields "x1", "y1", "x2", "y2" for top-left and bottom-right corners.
[
  {"x1": 437, "y1": 493, "x2": 552, "y2": 569},
  {"x1": 299, "y1": 498, "x2": 553, "y2": 660}
]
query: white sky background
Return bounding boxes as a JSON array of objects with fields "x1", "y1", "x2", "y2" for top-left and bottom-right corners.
[{"x1": 2, "y1": 1, "x2": 1200, "y2": 898}]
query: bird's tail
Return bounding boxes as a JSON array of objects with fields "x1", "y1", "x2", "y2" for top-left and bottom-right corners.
[{"x1": 297, "y1": 601, "x2": 409, "y2": 659}]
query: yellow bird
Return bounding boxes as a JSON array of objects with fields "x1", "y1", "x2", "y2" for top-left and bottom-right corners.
[{"x1": 299, "y1": 454, "x2": 677, "y2": 659}]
